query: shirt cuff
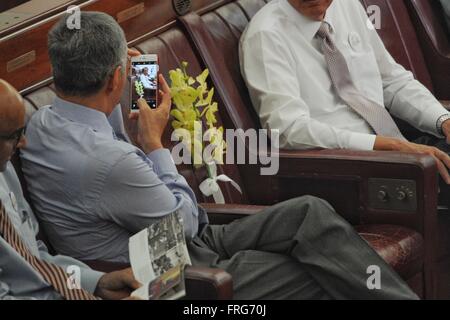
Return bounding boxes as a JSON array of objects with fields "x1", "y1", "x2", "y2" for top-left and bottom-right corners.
[
  {"x1": 146, "y1": 148, "x2": 178, "y2": 175},
  {"x1": 347, "y1": 133, "x2": 377, "y2": 151},
  {"x1": 80, "y1": 267, "x2": 104, "y2": 294},
  {"x1": 424, "y1": 102, "x2": 450, "y2": 137}
]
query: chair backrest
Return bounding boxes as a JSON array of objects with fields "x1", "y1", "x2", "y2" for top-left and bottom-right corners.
[
  {"x1": 406, "y1": 0, "x2": 450, "y2": 100},
  {"x1": 197, "y1": 0, "x2": 270, "y2": 131}
]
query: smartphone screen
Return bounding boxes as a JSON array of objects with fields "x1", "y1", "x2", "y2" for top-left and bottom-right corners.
[{"x1": 131, "y1": 60, "x2": 159, "y2": 110}]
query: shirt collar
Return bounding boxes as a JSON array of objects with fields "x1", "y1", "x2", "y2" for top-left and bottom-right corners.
[
  {"x1": 280, "y1": 0, "x2": 336, "y2": 41},
  {"x1": 52, "y1": 96, "x2": 115, "y2": 137}
]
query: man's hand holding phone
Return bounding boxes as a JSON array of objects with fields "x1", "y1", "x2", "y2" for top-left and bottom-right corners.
[
  {"x1": 127, "y1": 48, "x2": 141, "y2": 58},
  {"x1": 129, "y1": 74, "x2": 172, "y2": 154}
]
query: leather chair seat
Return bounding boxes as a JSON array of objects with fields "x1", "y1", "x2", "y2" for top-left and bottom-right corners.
[{"x1": 356, "y1": 225, "x2": 424, "y2": 279}]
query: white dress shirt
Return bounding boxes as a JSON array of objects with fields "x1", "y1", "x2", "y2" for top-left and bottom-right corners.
[
  {"x1": 139, "y1": 74, "x2": 156, "y2": 89},
  {"x1": 240, "y1": 0, "x2": 448, "y2": 150}
]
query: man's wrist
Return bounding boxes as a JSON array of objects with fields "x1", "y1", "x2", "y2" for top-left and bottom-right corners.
[
  {"x1": 143, "y1": 141, "x2": 163, "y2": 154},
  {"x1": 442, "y1": 119, "x2": 450, "y2": 138},
  {"x1": 436, "y1": 114, "x2": 450, "y2": 137},
  {"x1": 374, "y1": 136, "x2": 405, "y2": 151}
]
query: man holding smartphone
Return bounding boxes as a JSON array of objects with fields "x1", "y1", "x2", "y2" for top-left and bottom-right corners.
[{"x1": 21, "y1": 11, "x2": 417, "y2": 299}]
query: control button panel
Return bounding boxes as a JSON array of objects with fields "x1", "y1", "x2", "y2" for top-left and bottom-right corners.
[{"x1": 368, "y1": 179, "x2": 417, "y2": 212}]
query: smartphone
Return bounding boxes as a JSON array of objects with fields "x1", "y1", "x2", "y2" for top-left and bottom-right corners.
[{"x1": 130, "y1": 54, "x2": 159, "y2": 112}]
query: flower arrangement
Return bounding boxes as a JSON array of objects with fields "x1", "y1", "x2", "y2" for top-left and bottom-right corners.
[
  {"x1": 135, "y1": 80, "x2": 144, "y2": 98},
  {"x1": 169, "y1": 61, "x2": 226, "y2": 166},
  {"x1": 169, "y1": 62, "x2": 241, "y2": 204}
]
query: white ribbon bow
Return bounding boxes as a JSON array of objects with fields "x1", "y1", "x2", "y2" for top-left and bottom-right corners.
[{"x1": 199, "y1": 162, "x2": 242, "y2": 204}]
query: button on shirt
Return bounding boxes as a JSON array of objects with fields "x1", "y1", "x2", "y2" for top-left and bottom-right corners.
[
  {"x1": 0, "y1": 163, "x2": 103, "y2": 300},
  {"x1": 240, "y1": 0, "x2": 448, "y2": 150},
  {"x1": 20, "y1": 98, "x2": 205, "y2": 263}
]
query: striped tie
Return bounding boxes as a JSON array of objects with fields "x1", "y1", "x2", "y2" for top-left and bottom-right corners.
[
  {"x1": 0, "y1": 200, "x2": 99, "y2": 300},
  {"x1": 316, "y1": 22, "x2": 406, "y2": 140}
]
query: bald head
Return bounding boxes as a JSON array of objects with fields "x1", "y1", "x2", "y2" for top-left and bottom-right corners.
[
  {"x1": 0, "y1": 79, "x2": 26, "y2": 172},
  {"x1": 0, "y1": 79, "x2": 25, "y2": 133}
]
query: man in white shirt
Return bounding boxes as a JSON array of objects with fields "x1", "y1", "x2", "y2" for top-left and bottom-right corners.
[
  {"x1": 139, "y1": 67, "x2": 156, "y2": 90},
  {"x1": 240, "y1": 0, "x2": 450, "y2": 205}
]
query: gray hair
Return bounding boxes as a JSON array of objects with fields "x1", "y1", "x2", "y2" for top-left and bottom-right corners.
[{"x1": 48, "y1": 11, "x2": 127, "y2": 97}]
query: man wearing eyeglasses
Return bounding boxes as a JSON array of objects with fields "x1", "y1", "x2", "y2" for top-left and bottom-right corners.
[{"x1": 0, "y1": 79, "x2": 142, "y2": 300}]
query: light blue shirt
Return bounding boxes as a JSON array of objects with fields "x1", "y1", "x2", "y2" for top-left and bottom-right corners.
[
  {"x1": 21, "y1": 97, "x2": 206, "y2": 263},
  {"x1": 0, "y1": 162, "x2": 103, "y2": 300}
]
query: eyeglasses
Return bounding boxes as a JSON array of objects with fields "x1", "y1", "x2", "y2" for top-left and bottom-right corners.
[{"x1": 0, "y1": 126, "x2": 26, "y2": 148}]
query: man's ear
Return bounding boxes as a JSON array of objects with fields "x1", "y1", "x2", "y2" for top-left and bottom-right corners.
[{"x1": 107, "y1": 65, "x2": 124, "y2": 93}]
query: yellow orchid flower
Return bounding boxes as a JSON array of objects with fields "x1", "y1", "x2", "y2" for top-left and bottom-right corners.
[{"x1": 169, "y1": 61, "x2": 226, "y2": 165}]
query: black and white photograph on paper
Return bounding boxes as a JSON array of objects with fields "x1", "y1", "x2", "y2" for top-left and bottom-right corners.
[{"x1": 129, "y1": 211, "x2": 191, "y2": 300}]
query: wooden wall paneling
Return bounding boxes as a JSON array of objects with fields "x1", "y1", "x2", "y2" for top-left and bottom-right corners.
[
  {"x1": 0, "y1": 0, "x2": 226, "y2": 92},
  {"x1": 0, "y1": 1, "x2": 86, "y2": 39}
]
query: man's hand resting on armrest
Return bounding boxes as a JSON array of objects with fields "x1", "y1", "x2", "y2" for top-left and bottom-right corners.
[{"x1": 374, "y1": 136, "x2": 450, "y2": 184}]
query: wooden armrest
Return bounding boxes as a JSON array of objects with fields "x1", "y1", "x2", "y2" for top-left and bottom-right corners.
[
  {"x1": 240, "y1": 148, "x2": 438, "y2": 232},
  {"x1": 81, "y1": 262, "x2": 233, "y2": 300},
  {"x1": 184, "y1": 266, "x2": 233, "y2": 300}
]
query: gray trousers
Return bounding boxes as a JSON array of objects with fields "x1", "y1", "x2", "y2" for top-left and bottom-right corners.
[{"x1": 188, "y1": 196, "x2": 418, "y2": 300}]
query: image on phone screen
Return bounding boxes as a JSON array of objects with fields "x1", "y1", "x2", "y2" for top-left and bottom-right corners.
[{"x1": 131, "y1": 61, "x2": 158, "y2": 110}]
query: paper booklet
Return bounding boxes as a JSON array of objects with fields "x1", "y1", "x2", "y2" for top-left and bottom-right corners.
[{"x1": 129, "y1": 211, "x2": 191, "y2": 300}]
